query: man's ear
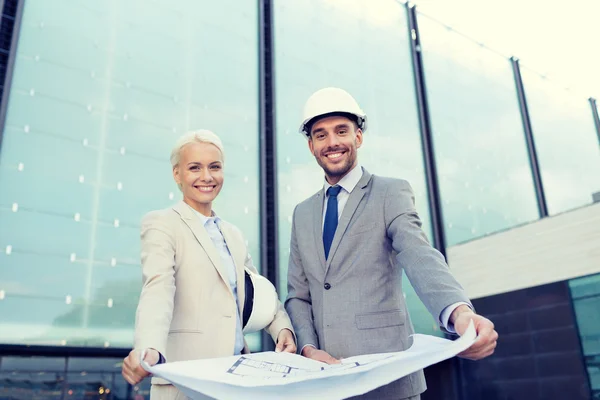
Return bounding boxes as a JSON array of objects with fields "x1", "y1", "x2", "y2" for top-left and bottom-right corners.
[{"x1": 355, "y1": 129, "x2": 363, "y2": 149}]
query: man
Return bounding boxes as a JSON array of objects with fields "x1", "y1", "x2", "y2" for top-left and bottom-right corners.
[{"x1": 285, "y1": 88, "x2": 498, "y2": 400}]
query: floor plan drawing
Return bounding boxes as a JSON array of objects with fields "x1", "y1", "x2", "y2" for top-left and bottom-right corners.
[
  {"x1": 142, "y1": 321, "x2": 477, "y2": 400},
  {"x1": 226, "y1": 352, "x2": 399, "y2": 379}
]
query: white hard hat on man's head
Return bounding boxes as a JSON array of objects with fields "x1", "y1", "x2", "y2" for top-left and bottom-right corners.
[{"x1": 299, "y1": 87, "x2": 367, "y2": 138}]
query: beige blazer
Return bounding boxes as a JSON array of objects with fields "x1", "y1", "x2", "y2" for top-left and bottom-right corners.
[{"x1": 134, "y1": 201, "x2": 294, "y2": 385}]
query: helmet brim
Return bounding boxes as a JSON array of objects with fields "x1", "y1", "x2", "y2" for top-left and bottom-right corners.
[{"x1": 301, "y1": 112, "x2": 367, "y2": 137}]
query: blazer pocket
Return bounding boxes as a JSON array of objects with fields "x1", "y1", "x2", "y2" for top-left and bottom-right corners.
[
  {"x1": 355, "y1": 309, "x2": 405, "y2": 330},
  {"x1": 169, "y1": 328, "x2": 203, "y2": 334}
]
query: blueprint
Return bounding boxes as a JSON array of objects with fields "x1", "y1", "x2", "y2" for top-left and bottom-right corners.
[{"x1": 142, "y1": 320, "x2": 477, "y2": 400}]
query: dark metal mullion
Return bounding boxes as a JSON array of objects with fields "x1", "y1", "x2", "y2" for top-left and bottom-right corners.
[
  {"x1": 61, "y1": 357, "x2": 69, "y2": 400},
  {"x1": 510, "y1": 57, "x2": 549, "y2": 218},
  {"x1": 110, "y1": 370, "x2": 116, "y2": 400},
  {"x1": 258, "y1": 0, "x2": 278, "y2": 352},
  {"x1": 589, "y1": 97, "x2": 600, "y2": 145},
  {"x1": 405, "y1": 4, "x2": 447, "y2": 256},
  {"x1": 406, "y1": 6, "x2": 464, "y2": 400},
  {"x1": 0, "y1": 1, "x2": 6, "y2": 29},
  {"x1": 0, "y1": 343, "x2": 129, "y2": 357},
  {"x1": 0, "y1": 0, "x2": 24, "y2": 153}
]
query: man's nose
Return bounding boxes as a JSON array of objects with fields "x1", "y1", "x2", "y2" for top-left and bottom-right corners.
[{"x1": 325, "y1": 133, "x2": 341, "y2": 147}]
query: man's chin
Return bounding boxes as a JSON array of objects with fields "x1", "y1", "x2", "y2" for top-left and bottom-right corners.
[{"x1": 324, "y1": 165, "x2": 351, "y2": 178}]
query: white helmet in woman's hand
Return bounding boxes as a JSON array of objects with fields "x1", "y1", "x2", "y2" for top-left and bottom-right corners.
[{"x1": 242, "y1": 268, "x2": 279, "y2": 334}]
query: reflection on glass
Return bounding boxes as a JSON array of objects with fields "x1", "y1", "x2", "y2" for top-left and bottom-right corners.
[
  {"x1": 521, "y1": 68, "x2": 600, "y2": 215},
  {"x1": 569, "y1": 274, "x2": 600, "y2": 398},
  {"x1": 0, "y1": 355, "x2": 145, "y2": 400},
  {"x1": 0, "y1": 0, "x2": 260, "y2": 348},
  {"x1": 418, "y1": 12, "x2": 540, "y2": 246},
  {"x1": 274, "y1": 0, "x2": 438, "y2": 335}
]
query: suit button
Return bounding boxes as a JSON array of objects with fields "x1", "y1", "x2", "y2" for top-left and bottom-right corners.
[{"x1": 324, "y1": 283, "x2": 331, "y2": 290}]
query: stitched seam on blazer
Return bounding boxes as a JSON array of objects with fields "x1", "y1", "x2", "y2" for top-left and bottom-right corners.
[{"x1": 169, "y1": 329, "x2": 203, "y2": 334}]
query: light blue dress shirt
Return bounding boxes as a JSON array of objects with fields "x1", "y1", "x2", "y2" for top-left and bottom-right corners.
[{"x1": 193, "y1": 209, "x2": 245, "y2": 355}]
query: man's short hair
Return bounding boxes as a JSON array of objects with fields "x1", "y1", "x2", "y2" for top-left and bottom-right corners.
[{"x1": 306, "y1": 112, "x2": 360, "y2": 136}]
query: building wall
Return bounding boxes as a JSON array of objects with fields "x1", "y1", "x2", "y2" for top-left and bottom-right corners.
[
  {"x1": 447, "y1": 202, "x2": 600, "y2": 299},
  {"x1": 458, "y1": 281, "x2": 592, "y2": 400},
  {"x1": 0, "y1": 0, "x2": 599, "y2": 399},
  {"x1": 2, "y1": 0, "x2": 598, "y2": 351},
  {"x1": 447, "y1": 202, "x2": 600, "y2": 399}
]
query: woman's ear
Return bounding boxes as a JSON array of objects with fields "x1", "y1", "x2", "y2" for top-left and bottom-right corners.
[{"x1": 172, "y1": 166, "x2": 181, "y2": 185}]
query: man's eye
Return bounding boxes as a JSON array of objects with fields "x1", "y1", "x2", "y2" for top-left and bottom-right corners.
[
  {"x1": 338, "y1": 130, "x2": 347, "y2": 135},
  {"x1": 210, "y1": 165, "x2": 221, "y2": 170},
  {"x1": 190, "y1": 166, "x2": 200, "y2": 171}
]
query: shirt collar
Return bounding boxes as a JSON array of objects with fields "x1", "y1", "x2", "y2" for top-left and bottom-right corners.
[
  {"x1": 187, "y1": 204, "x2": 219, "y2": 226},
  {"x1": 323, "y1": 164, "x2": 363, "y2": 195}
]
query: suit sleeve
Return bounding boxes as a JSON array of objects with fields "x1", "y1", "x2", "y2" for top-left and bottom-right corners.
[
  {"x1": 284, "y1": 206, "x2": 319, "y2": 351},
  {"x1": 243, "y1": 251, "x2": 296, "y2": 345},
  {"x1": 134, "y1": 212, "x2": 177, "y2": 356},
  {"x1": 384, "y1": 180, "x2": 473, "y2": 327}
]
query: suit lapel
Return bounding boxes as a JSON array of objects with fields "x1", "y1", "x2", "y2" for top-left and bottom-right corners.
[
  {"x1": 325, "y1": 170, "x2": 372, "y2": 274},
  {"x1": 312, "y1": 190, "x2": 327, "y2": 269},
  {"x1": 172, "y1": 201, "x2": 232, "y2": 293},
  {"x1": 219, "y1": 222, "x2": 246, "y2": 315}
]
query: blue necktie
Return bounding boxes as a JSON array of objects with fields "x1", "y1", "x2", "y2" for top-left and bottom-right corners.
[{"x1": 323, "y1": 185, "x2": 342, "y2": 260}]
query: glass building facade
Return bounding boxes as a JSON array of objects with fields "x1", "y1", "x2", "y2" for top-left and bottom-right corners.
[
  {"x1": 418, "y1": 13, "x2": 540, "y2": 247},
  {"x1": 0, "y1": 0, "x2": 261, "y2": 350},
  {"x1": 0, "y1": 0, "x2": 598, "y2": 399}
]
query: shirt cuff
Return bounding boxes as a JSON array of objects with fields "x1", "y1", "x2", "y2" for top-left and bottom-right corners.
[
  {"x1": 157, "y1": 351, "x2": 166, "y2": 365},
  {"x1": 440, "y1": 302, "x2": 472, "y2": 333},
  {"x1": 300, "y1": 344, "x2": 317, "y2": 356}
]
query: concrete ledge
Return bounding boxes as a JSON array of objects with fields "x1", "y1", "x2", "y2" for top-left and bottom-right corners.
[{"x1": 447, "y1": 202, "x2": 600, "y2": 299}]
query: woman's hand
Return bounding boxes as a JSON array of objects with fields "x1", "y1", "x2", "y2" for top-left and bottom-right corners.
[
  {"x1": 122, "y1": 348, "x2": 160, "y2": 385},
  {"x1": 275, "y1": 329, "x2": 297, "y2": 353}
]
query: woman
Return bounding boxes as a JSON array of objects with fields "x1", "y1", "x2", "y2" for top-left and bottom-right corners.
[{"x1": 121, "y1": 130, "x2": 296, "y2": 399}]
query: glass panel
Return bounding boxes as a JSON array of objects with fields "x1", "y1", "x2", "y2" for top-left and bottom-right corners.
[
  {"x1": 418, "y1": 13, "x2": 540, "y2": 247},
  {"x1": 569, "y1": 274, "x2": 600, "y2": 398},
  {"x1": 0, "y1": 0, "x2": 260, "y2": 351},
  {"x1": 1, "y1": 356, "x2": 66, "y2": 372},
  {"x1": 0, "y1": 356, "x2": 66, "y2": 400},
  {"x1": 0, "y1": 356, "x2": 134, "y2": 400},
  {"x1": 274, "y1": 0, "x2": 438, "y2": 335},
  {"x1": 64, "y1": 372, "x2": 113, "y2": 399},
  {"x1": 521, "y1": 68, "x2": 600, "y2": 215}
]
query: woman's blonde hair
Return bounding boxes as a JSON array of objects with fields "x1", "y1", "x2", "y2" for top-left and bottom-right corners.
[{"x1": 170, "y1": 129, "x2": 225, "y2": 168}]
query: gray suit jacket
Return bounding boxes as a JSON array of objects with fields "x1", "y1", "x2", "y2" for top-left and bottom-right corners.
[{"x1": 285, "y1": 169, "x2": 472, "y2": 399}]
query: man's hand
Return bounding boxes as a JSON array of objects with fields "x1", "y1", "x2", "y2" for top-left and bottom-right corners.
[
  {"x1": 275, "y1": 329, "x2": 297, "y2": 353},
  {"x1": 451, "y1": 305, "x2": 498, "y2": 360},
  {"x1": 122, "y1": 348, "x2": 159, "y2": 385},
  {"x1": 301, "y1": 345, "x2": 340, "y2": 364}
]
